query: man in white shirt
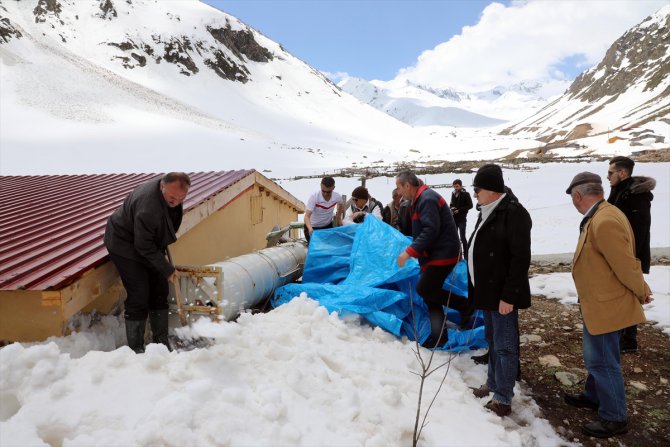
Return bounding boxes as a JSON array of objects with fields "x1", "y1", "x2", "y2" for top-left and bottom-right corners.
[
  {"x1": 343, "y1": 186, "x2": 383, "y2": 225},
  {"x1": 304, "y1": 176, "x2": 343, "y2": 242}
]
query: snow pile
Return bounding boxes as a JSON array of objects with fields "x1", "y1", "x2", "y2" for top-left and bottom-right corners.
[{"x1": 0, "y1": 297, "x2": 567, "y2": 446}]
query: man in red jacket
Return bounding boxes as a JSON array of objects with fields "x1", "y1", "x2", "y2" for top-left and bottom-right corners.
[{"x1": 396, "y1": 170, "x2": 473, "y2": 349}]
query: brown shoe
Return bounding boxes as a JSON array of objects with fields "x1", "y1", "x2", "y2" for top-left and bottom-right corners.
[
  {"x1": 471, "y1": 385, "x2": 491, "y2": 398},
  {"x1": 485, "y1": 399, "x2": 511, "y2": 417}
]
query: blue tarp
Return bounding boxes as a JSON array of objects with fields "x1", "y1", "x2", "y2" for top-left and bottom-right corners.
[{"x1": 272, "y1": 216, "x2": 486, "y2": 352}]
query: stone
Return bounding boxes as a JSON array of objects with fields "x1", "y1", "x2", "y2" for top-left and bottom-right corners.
[
  {"x1": 520, "y1": 334, "x2": 542, "y2": 344},
  {"x1": 539, "y1": 355, "x2": 562, "y2": 368},
  {"x1": 630, "y1": 381, "x2": 648, "y2": 391},
  {"x1": 660, "y1": 377, "x2": 668, "y2": 385},
  {"x1": 555, "y1": 371, "x2": 581, "y2": 387},
  {"x1": 562, "y1": 326, "x2": 572, "y2": 331},
  {"x1": 633, "y1": 367, "x2": 643, "y2": 374}
]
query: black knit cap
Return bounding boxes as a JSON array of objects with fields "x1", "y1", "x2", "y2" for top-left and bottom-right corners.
[
  {"x1": 352, "y1": 186, "x2": 369, "y2": 200},
  {"x1": 473, "y1": 164, "x2": 505, "y2": 193}
]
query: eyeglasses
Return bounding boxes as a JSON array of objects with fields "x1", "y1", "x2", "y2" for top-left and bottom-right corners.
[
  {"x1": 321, "y1": 189, "x2": 333, "y2": 195},
  {"x1": 473, "y1": 187, "x2": 481, "y2": 193}
]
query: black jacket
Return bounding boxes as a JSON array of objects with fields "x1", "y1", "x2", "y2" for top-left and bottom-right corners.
[
  {"x1": 406, "y1": 185, "x2": 460, "y2": 268},
  {"x1": 383, "y1": 199, "x2": 412, "y2": 236},
  {"x1": 607, "y1": 176, "x2": 655, "y2": 273},
  {"x1": 104, "y1": 178, "x2": 183, "y2": 277},
  {"x1": 468, "y1": 195, "x2": 532, "y2": 310},
  {"x1": 450, "y1": 189, "x2": 473, "y2": 223}
]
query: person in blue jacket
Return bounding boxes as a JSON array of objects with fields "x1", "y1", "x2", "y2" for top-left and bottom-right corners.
[{"x1": 396, "y1": 170, "x2": 474, "y2": 348}]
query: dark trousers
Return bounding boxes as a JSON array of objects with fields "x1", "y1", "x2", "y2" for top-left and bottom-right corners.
[
  {"x1": 305, "y1": 222, "x2": 333, "y2": 243},
  {"x1": 455, "y1": 219, "x2": 468, "y2": 257},
  {"x1": 417, "y1": 265, "x2": 472, "y2": 338},
  {"x1": 620, "y1": 324, "x2": 637, "y2": 348},
  {"x1": 109, "y1": 253, "x2": 169, "y2": 321}
]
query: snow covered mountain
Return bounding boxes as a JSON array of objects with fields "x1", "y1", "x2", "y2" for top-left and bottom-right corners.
[
  {"x1": 338, "y1": 77, "x2": 561, "y2": 127},
  {"x1": 1, "y1": 0, "x2": 465, "y2": 176},
  {"x1": 502, "y1": 5, "x2": 670, "y2": 143}
]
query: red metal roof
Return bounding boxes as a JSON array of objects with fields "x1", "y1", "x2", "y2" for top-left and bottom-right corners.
[{"x1": 0, "y1": 170, "x2": 253, "y2": 291}]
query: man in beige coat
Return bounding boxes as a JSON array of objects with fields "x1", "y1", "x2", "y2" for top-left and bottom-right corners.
[{"x1": 564, "y1": 172, "x2": 652, "y2": 439}]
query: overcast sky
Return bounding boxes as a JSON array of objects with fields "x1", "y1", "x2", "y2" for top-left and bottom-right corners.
[{"x1": 206, "y1": 0, "x2": 667, "y2": 92}]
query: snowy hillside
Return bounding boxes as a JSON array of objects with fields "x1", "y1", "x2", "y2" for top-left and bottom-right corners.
[
  {"x1": 1, "y1": 0, "x2": 470, "y2": 176},
  {"x1": 502, "y1": 5, "x2": 670, "y2": 143},
  {"x1": 339, "y1": 77, "x2": 558, "y2": 126}
]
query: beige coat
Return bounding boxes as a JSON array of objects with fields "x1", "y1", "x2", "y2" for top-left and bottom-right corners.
[{"x1": 572, "y1": 202, "x2": 649, "y2": 335}]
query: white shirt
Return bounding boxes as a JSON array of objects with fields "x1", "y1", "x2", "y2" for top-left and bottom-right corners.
[
  {"x1": 342, "y1": 200, "x2": 382, "y2": 225},
  {"x1": 306, "y1": 190, "x2": 343, "y2": 227}
]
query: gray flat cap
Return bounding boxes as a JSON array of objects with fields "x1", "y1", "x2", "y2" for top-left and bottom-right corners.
[{"x1": 566, "y1": 172, "x2": 602, "y2": 194}]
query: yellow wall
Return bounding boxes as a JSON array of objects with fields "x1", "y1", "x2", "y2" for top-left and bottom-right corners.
[
  {"x1": 171, "y1": 183, "x2": 300, "y2": 265},
  {"x1": 0, "y1": 290, "x2": 63, "y2": 342}
]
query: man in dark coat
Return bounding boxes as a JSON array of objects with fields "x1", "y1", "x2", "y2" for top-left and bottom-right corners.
[
  {"x1": 450, "y1": 179, "x2": 473, "y2": 257},
  {"x1": 468, "y1": 164, "x2": 532, "y2": 417},
  {"x1": 396, "y1": 170, "x2": 473, "y2": 348},
  {"x1": 105, "y1": 172, "x2": 191, "y2": 353},
  {"x1": 607, "y1": 156, "x2": 655, "y2": 353}
]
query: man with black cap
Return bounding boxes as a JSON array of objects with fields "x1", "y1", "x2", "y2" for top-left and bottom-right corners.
[
  {"x1": 565, "y1": 172, "x2": 652, "y2": 439},
  {"x1": 468, "y1": 164, "x2": 531, "y2": 418},
  {"x1": 395, "y1": 170, "x2": 473, "y2": 349}
]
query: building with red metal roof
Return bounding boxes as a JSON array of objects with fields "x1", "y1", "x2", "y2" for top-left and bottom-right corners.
[{"x1": 0, "y1": 170, "x2": 304, "y2": 342}]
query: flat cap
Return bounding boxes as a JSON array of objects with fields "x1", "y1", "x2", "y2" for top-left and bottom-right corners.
[{"x1": 565, "y1": 172, "x2": 602, "y2": 194}]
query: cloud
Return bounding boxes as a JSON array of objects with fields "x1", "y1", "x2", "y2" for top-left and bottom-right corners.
[
  {"x1": 395, "y1": 0, "x2": 667, "y2": 93},
  {"x1": 321, "y1": 71, "x2": 350, "y2": 83}
]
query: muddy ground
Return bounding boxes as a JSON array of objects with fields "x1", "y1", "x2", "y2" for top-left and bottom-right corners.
[{"x1": 518, "y1": 264, "x2": 670, "y2": 446}]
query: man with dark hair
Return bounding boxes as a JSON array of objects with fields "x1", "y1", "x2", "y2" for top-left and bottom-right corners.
[
  {"x1": 607, "y1": 156, "x2": 655, "y2": 353},
  {"x1": 565, "y1": 172, "x2": 651, "y2": 438},
  {"x1": 395, "y1": 170, "x2": 473, "y2": 348},
  {"x1": 304, "y1": 176, "x2": 343, "y2": 242},
  {"x1": 383, "y1": 187, "x2": 412, "y2": 236},
  {"x1": 343, "y1": 186, "x2": 383, "y2": 225},
  {"x1": 468, "y1": 164, "x2": 531, "y2": 417},
  {"x1": 105, "y1": 172, "x2": 191, "y2": 353},
  {"x1": 450, "y1": 179, "x2": 473, "y2": 257}
]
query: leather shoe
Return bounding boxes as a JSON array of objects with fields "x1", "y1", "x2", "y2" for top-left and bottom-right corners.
[
  {"x1": 564, "y1": 393, "x2": 598, "y2": 410},
  {"x1": 471, "y1": 385, "x2": 491, "y2": 398},
  {"x1": 484, "y1": 399, "x2": 511, "y2": 417},
  {"x1": 581, "y1": 419, "x2": 628, "y2": 438},
  {"x1": 471, "y1": 351, "x2": 489, "y2": 365}
]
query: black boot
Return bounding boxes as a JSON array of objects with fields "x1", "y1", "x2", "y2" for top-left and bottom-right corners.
[
  {"x1": 125, "y1": 318, "x2": 146, "y2": 353},
  {"x1": 423, "y1": 309, "x2": 448, "y2": 349},
  {"x1": 471, "y1": 351, "x2": 489, "y2": 365},
  {"x1": 149, "y1": 309, "x2": 173, "y2": 351}
]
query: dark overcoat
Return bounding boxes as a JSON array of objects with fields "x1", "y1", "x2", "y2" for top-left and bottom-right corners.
[
  {"x1": 468, "y1": 195, "x2": 532, "y2": 310},
  {"x1": 104, "y1": 178, "x2": 182, "y2": 278}
]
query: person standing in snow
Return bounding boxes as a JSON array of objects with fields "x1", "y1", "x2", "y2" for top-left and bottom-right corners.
[
  {"x1": 564, "y1": 172, "x2": 651, "y2": 439},
  {"x1": 104, "y1": 172, "x2": 191, "y2": 353},
  {"x1": 303, "y1": 176, "x2": 343, "y2": 243},
  {"x1": 468, "y1": 164, "x2": 531, "y2": 418},
  {"x1": 395, "y1": 170, "x2": 473, "y2": 348},
  {"x1": 343, "y1": 186, "x2": 383, "y2": 225},
  {"x1": 382, "y1": 187, "x2": 403, "y2": 228},
  {"x1": 449, "y1": 179, "x2": 473, "y2": 258},
  {"x1": 607, "y1": 156, "x2": 655, "y2": 354}
]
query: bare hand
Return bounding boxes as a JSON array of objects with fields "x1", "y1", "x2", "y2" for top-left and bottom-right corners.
[
  {"x1": 168, "y1": 270, "x2": 180, "y2": 282},
  {"x1": 643, "y1": 294, "x2": 653, "y2": 304},
  {"x1": 397, "y1": 251, "x2": 410, "y2": 268},
  {"x1": 499, "y1": 300, "x2": 513, "y2": 315}
]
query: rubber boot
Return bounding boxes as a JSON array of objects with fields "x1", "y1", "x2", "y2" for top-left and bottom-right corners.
[
  {"x1": 149, "y1": 309, "x2": 173, "y2": 351},
  {"x1": 125, "y1": 318, "x2": 146, "y2": 354},
  {"x1": 422, "y1": 309, "x2": 448, "y2": 349}
]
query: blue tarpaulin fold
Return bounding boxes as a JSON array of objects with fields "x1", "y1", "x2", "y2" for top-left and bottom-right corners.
[{"x1": 272, "y1": 215, "x2": 486, "y2": 351}]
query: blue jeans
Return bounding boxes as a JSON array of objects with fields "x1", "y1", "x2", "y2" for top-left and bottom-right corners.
[
  {"x1": 582, "y1": 323, "x2": 627, "y2": 422},
  {"x1": 484, "y1": 309, "x2": 519, "y2": 405}
]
